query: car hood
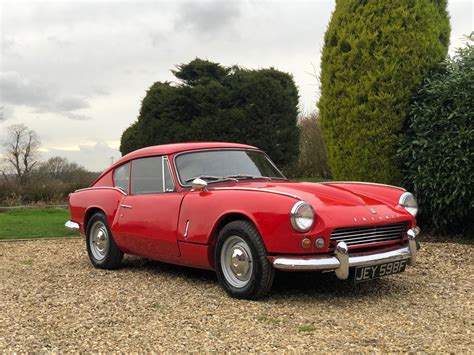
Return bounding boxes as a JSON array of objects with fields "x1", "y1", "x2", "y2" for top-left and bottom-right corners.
[{"x1": 221, "y1": 180, "x2": 411, "y2": 228}]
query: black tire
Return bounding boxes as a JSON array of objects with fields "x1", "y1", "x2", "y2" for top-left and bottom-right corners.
[
  {"x1": 86, "y1": 212, "x2": 123, "y2": 269},
  {"x1": 215, "y1": 220, "x2": 275, "y2": 300}
]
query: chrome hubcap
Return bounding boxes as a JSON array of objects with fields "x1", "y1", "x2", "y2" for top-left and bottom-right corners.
[
  {"x1": 230, "y1": 247, "x2": 251, "y2": 277},
  {"x1": 89, "y1": 221, "x2": 109, "y2": 261},
  {"x1": 221, "y1": 236, "x2": 253, "y2": 288}
]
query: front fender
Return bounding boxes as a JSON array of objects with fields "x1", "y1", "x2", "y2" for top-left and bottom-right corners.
[{"x1": 177, "y1": 189, "x2": 317, "y2": 254}]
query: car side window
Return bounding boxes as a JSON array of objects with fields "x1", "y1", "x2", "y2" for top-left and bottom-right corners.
[
  {"x1": 113, "y1": 163, "x2": 130, "y2": 193},
  {"x1": 131, "y1": 156, "x2": 164, "y2": 195}
]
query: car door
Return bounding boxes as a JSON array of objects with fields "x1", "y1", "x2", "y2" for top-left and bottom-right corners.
[{"x1": 114, "y1": 156, "x2": 184, "y2": 260}]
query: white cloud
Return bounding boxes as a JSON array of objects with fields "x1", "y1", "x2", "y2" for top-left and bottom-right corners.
[
  {"x1": 1, "y1": 0, "x2": 472, "y2": 171},
  {"x1": 0, "y1": 71, "x2": 52, "y2": 106},
  {"x1": 42, "y1": 141, "x2": 121, "y2": 172},
  {"x1": 175, "y1": 0, "x2": 242, "y2": 34},
  {"x1": 0, "y1": 71, "x2": 92, "y2": 119}
]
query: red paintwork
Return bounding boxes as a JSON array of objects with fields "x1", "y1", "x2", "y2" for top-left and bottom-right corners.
[{"x1": 68, "y1": 142, "x2": 416, "y2": 271}]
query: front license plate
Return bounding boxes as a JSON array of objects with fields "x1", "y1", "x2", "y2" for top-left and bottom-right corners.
[{"x1": 354, "y1": 259, "x2": 407, "y2": 282}]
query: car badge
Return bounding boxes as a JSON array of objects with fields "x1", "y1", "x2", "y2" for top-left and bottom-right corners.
[{"x1": 369, "y1": 208, "x2": 377, "y2": 214}]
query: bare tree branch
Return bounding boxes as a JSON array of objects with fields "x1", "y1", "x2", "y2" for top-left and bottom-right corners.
[{"x1": 1, "y1": 124, "x2": 41, "y2": 185}]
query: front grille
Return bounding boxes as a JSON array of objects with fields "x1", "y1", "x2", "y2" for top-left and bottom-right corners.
[{"x1": 330, "y1": 222, "x2": 407, "y2": 248}]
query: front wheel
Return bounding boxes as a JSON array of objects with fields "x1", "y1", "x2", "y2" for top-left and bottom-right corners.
[
  {"x1": 86, "y1": 212, "x2": 123, "y2": 269},
  {"x1": 215, "y1": 220, "x2": 275, "y2": 300}
]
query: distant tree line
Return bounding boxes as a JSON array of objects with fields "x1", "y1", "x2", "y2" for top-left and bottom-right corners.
[{"x1": 0, "y1": 124, "x2": 98, "y2": 205}]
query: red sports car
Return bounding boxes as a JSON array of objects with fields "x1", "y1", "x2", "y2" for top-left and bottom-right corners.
[{"x1": 66, "y1": 142, "x2": 420, "y2": 299}]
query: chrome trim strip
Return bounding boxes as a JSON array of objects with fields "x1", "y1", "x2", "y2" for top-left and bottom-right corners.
[
  {"x1": 65, "y1": 220, "x2": 80, "y2": 230},
  {"x1": 164, "y1": 156, "x2": 176, "y2": 192},
  {"x1": 332, "y1": 233, "x2": 403, "y2": 242},
  {"x1": 342, "y1": 238, "x2": 403, "y2": 246},
  {"x1": 317, "y1": 181, "x2": 406, "y2": 191},
  {"x1": 332, "y1": 231, "x2": 403, "y2": 241},
  {"x1": 184, "y1": 220, "x2": 190, "y2": 238},
  {"x1": 213, "y1": 187, "x2": 301, "y2": 200},
  {"x1": 332, "y1": 228, "x2": 405, "y2": 237},
  {"x1": 337, "y1": 234, "x2": 402, "y2": 243},
  {"x1": 332, "y1": 223, "x2": 407, "y2": 234},
  {"x1": 161, "y1": 156, "x2": 166, "y2": 193},
  {"x1": 74, "y1": 186, "x2": 127, "y2": 195}
]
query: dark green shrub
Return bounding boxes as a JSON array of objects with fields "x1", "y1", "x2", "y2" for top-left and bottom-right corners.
[
  {"x1": 318, "y1": 0, "x2": 450, "y2": 184},
  {"x1": 399, "y1": 45, "x2": 474, "y2": 236},
  {"x1": 120, "y1": 59, "x2": 299, "y2": 167}
]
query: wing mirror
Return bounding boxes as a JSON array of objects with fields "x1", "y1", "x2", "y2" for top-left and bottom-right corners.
[{"x1": 191, "y1": 178, "x2": 208, "y2": 192}]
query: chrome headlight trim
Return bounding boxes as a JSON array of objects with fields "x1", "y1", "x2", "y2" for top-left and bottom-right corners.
[
  {"x1": 399, "y1": 192, "x2": 418, "y2": 217},
  {"x1": 290, "y1": 201, "x2": 315, "y2": 232}
]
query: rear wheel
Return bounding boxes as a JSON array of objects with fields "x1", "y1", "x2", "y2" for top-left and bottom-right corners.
[
  {"x1": 215, "y1": 220, "x2": 275, "y2": 300},
  {"x1": 86, "y1": 212, "x2": 123, "y2": 269}
]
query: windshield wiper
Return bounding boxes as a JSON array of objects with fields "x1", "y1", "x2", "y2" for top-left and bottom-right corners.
[
  {"x1": 185, "y1": 175, "x2": 238, "y2": 183},
  {"x1": 224, "y1": 174, "x2": 272, "y2": 181}
]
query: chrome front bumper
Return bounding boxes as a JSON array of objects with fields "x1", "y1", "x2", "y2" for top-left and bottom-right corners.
[{"x1": 272, "y1": 228, "x2": 419, "y2": 280}]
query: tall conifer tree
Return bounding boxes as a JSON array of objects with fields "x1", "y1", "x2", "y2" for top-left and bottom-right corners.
[{"x1": 318, "y1": 0, "x2": 450, "y2": 184}]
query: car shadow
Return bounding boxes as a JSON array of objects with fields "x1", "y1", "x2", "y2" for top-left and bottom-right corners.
[
  {"x1": 122, "y1": 255, "x2": 218, "y2": 284},
  {"x1": 117, "y1": 255, "x2": 413, "y2": 301},
  {"x1": 269, "y1": 270, "x2": 410, "y2": 301}
]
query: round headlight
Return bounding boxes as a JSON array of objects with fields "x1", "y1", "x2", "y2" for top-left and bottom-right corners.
[
  {"x1": 399, "y1": 192, "x2": 418, "y2": 217},
  {"x1": 290, "y1": 201, "x2": 315, "y2": 232}
]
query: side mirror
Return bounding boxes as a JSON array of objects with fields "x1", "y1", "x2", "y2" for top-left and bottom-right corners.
[{"x1": 191, "y1": 178, "x2": 208, "y2": 192}]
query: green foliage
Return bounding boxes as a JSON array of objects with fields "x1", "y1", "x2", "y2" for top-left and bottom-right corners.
[
  {"x1": 398, "y1": 45, "x2": 474, "y2": 236},
  {"x1": 318, "y1": 0, "x2": 450, "y2": 184},
  {"x1": 172, "y1": 58, "x2": 230, "y2": 86},
  {"x1": 120, "y1": 122, "x2": 140, "y2": 157},
  {"x1": 120, "y1": 58, "x2": 300, "y2": 167}
]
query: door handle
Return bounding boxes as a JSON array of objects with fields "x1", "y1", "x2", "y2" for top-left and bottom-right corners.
[{"x1": 120, "y1": 204, "x2": 133, "y2": 209}]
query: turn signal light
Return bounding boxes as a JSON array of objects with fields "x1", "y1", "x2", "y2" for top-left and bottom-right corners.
[{"x1": 301, "y1": 237, "x2": 312, "y2": 249}]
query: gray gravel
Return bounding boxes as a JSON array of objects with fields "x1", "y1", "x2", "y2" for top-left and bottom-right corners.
[{"x1": 0, "y1": 239, "x2": 472, "y2": 352}]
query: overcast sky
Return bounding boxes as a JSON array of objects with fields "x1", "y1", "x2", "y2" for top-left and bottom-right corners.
[{"x1": 1, "y1": 0, "x2": 472, "y2": 171}]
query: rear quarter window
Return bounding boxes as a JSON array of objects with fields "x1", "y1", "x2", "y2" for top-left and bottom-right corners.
[{"x1": 113, "y1": 163, "x2": 130, "y2": 193}]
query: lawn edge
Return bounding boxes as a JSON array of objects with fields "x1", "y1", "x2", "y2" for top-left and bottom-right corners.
[{"x1": 0, "y1": 236, "x2": 82, "y2": 242}]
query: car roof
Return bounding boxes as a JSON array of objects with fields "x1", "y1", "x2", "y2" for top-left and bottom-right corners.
[
  {"x1": 122, "y1": 142, "x2": 258, "y2": 160},
  {"x1": 92, "y1": 142, "x2": 259, "y2": 185}
]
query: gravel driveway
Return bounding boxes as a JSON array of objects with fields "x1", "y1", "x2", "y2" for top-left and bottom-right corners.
[{"x1": 1, "y1": 239, "x2": 472, "y2": 352}]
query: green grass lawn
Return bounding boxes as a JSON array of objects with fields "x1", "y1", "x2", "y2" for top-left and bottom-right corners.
[{"x1": 0, "y1": 208, "x2": 80, "y2": 240}]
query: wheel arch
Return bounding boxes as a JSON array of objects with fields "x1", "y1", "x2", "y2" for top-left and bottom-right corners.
[
  {"x1": 84, "y1": 206, "x2": 106, "y2": 232},
  {"x1": 207, "y1": 211, "x2": 261, "y2": 269}
]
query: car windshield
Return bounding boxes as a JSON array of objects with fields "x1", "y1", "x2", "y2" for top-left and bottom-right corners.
[{"x1": 175, "y1": 149, "x2": 286, "y2": 185}]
